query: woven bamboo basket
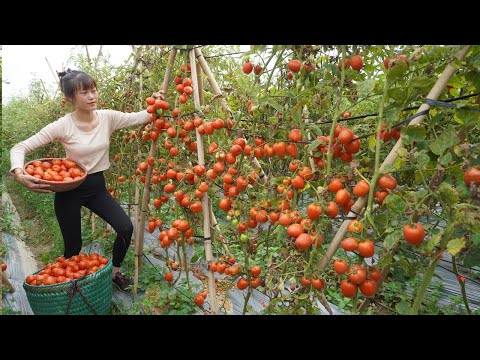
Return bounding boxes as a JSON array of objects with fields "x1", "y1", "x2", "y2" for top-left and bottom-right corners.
[{"x1": 23, "y1": 259, "x2": 112, "y2": 315}]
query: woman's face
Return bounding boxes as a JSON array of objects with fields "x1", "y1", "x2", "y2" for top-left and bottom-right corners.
[{"x1": 73, "y1": 87, "x2": 98, "y2": 111}]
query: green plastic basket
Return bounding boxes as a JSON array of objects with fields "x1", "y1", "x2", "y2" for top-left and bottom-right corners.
[{"x1": 23, "y1": 259, "x2": 112, "y2": 315}]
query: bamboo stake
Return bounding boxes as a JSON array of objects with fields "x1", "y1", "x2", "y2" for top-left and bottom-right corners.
[
  {"x1": 39, "y1": 79, "x2": 50, "y2": 100},
  {"x1": 134, "y1": 48, "x2": 177, "y2": 294},
  {"x1": 194, "y1": 47, "x2": 268, "y2": 186},
  {"x1": 45, "y1": 57, "x2": 59, "y2": 86},
  {"x1": 196, "y1": 62, "x2": 205, "y2": 106},
  {"x1": 195, "y1": 60, "x2": 229, "y2": 255},
  {"x1": 190, "y1": 47, "x2": 218, "y2": 314},
  {"x1": 94, "y1": 45, "x2": 103, "y2": 67},
  {"x1": 122, "y1": 46, "x2": 143, "y2": 112},
  {"x1": 133, "y1": 73, "x2": 144, "y2": 291},
  {"x1": 85, "y1": 45, "x2": 91, "y2": 64},
  {"x1": 318, "y1": 45, "x2": 472, "y2": 271},
  {"x1": 91, "y1": 211, "x2": 96, "y2": 235},
  {"x1": 209, "y1": 203, "x2": 229, "y2": 254}
]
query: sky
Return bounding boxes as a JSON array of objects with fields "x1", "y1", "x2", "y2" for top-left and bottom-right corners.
[{"x1": 2, "y1": 45, "x2": 133, "y2": 104}]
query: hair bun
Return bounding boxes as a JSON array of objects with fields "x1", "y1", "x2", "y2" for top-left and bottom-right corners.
[{"x1": 57, "y1": 68, "x2": 73, "y2": 79}]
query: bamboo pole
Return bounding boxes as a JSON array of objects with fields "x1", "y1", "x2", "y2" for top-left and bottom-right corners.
[
  {"x1": 195, "y1": 60, "x2": 229, "y2": 255},
  {"x1": 133, "y1": 48, "x2": 177, "y2": 293},
  {"x1": 194, "y1": 47, "x2": 268, "y2": 186},
  {"x1": 45, "y1": 57, "x2": 59, "y2": 86},
  {"x1": 318, "y1": 45, "x2": 472, "y2": 271},
  {"x1": 133, "y1": 73, "x2": 144, "y2": 291},
  {"x1": 91, "y1": 211, "x2": 96, "y2": 236},
  {"x1": 196, "y1": 62, "x2": 205, "y2": 106},
  {"x1": 122, "y1": 46, "x2": 143, "y2": 112},
  {"x1": 85, "y1": 45, "x2": 91, "y2": 64},
  {"x1": 190, "y1": 47, "x2": 218, "y2": 314},
  {"x1": 94, "y1": 45, "x2": 103, "y2": 67},
  {"x1": 209, "y1": 203, "x2": 230, "y2": 254}
]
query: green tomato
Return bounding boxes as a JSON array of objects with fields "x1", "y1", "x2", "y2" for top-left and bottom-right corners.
[
  {"x1": 226, "y1": 216, "x2": 232, "y2": 221},
  {"x1": 240, "y1": 234, "x2": 249, "y2": 242},
  {"x1": 231, "y1": 219, "x2": 239, "y2": 226}
]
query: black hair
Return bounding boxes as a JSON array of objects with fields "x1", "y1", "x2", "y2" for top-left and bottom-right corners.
[{"x1": 57, "y1": 68, "x2": 97, "y2": 100}]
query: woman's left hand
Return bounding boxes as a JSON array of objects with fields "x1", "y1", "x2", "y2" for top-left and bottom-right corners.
[{"x1": 152, "y1": 90, "x2": 166, "y2": 101}]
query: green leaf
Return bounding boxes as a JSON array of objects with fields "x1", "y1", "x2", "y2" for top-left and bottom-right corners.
[
  {"x1": 429, "y1": 125, "x2": 460, "y2": 156},
  {"x1": 387, "y1": 87, "x2": 408, "y2": 104},
  {"x1": 426, "y1": 230, "x2": 443, "y2": 255},
  {"x1": 429, "y1": 112, "x2": 447, "y2": 127},
  {"x1": 368, "y1": 135, "x2": 376, "y2": 152},
  {"x1": 472, "y1": 233, "x2": 480, "y2": 245},
  {"x1": 387, "y1": 62, "x2": 408, "y2": 82},
  {"x1": 320, "y1": 98, "x2": 331, "y2": 110},
  {"x1": 463, "y1": 248, "x2": 480, "y2": 268},
  {"x1": 308, "y1": 139, "x2": 323, "y2": 153},
  {"x1": 293, "y1": 109, "x2": 302, "y2": 124},
  {"x1": 454, "y1": 108, "x2": 480, "y2": 128},
  {"x1": 298, "y1": 293, "x2": 309, "y2": 300},
  {"x1": 383, "y1": 164, "x2": 397, "y2": 174},
  {"x1": 397, "y1": 258, "x2": 410, "y2": 274},
  {"x1": 401, "y1": 125, "x2": 426, "y2": 145},
  {"x1": 446, "y1": 237, "x2": 466, "y2": 256},
  {"x1": 438, "y1": 182, "x2": 459, "y2": 206},
  {"x1": 357, "y1": 79, "x2": 376, "y2": 98},
  {"x1": 374, "y1": 214, "x2": 388, "y2": 231},
  {"x1": 416, "y1": 150, "x2": 430, "y2": 166},
  {"x1": 409, "y1": 76, "x2": 435, "y2": 91},
  {"x1": 468, "y1": 53, "x2": 480, "y2": 68},
  {"x1": 384, "y1": 228, "x2": 403, "y2": 251},
  {"x1": 384, "y1": 107, "x2": 402, "y2": 123},
  {"x1": 267, "y1": 116, "x2": 278, "y2": 125},
  {"x1": 465, "y1": 71, "x2": 480, "y2": 91},
  {"x1": 395, "y1": 300, "x2": 411, "y2": 315},
  {"x1": 394, "y1": 157, "x2": 406, "y2": 170},
  {"x1": 397, "y1": 148, "x2": 409, "y2": 157},
  {"x1": 190, "y1": 254, "x2": 199, "y2": 263},
  {"x1": 385, "y1": 194, "x2": 407, "y2": 216},
  {"x1": 382, "y1": 253, "x2": 393, "y2": 267},
  {"x1": 439, "y1": 151, "x2": 453, "y2": 165}
]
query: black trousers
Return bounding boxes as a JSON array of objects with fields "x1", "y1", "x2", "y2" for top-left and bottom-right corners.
[{"x1": 54, "y1": 171, "x2": 133, "y2": 267}]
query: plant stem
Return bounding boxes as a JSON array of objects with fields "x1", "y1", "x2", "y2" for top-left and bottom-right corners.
[
  {"x1": 181, "y1": 239, "x2": 192, "y2": 293},
  {"x1": 265, "y1": 49, "x2": 286, "y2": 91},
  {"x1": 265, "y1": 224, "x2": 272, "y2": 257},
  {"x1": 365, "y1": 47, "x2": 392, "y2": 217},
  {"x1": 451, "y1": 256, "x2": 472, "y2": 315},
  {"x1": 242, "y1": 242, "x2": 251, "y2": 315},
  {"x1": 409, "y1": 250, "x2": 443, "y2": 315},
  {"x1": 326, "y1": 45, "x2": 346, "y2": 175}
]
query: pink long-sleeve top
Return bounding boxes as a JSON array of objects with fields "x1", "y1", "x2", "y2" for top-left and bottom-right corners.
[{"x1": 10, "y1": 109, "x2": 149, "y2": 175}]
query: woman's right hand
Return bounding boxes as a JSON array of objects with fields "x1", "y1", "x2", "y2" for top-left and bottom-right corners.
[{"x1": 14, "y1": 170, "x2": 52, "y2": 193}]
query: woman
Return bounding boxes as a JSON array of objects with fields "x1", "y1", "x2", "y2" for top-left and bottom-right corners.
[{"x1": 10, "y1": 69, "x2": 163, "y2": 291}]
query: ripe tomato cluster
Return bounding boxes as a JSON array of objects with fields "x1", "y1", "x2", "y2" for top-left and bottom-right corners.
[
  {"x1": 314, "y1": 123, "x2": 361, "y2": 167},
  {"x1": 242, "y1": 61, "x2": 262, "y2": 75},
  {"x1": 337, "y1": 54, "x2": 364, "y2": 71},
  {"x1": 334, "y1": 260, "x2": 382, "y2": 298},
  {"x1": 157, "y1": 219, "x2": 195, "y2": 248},
  {"x1": 25, "y1": 253, "x2": 109, "y2": 286},
  {"x1": 194, "y1": 289, "x2": 208, "y2": 306},
  {"x1": 25, "y1": 158, "x2": 84, "y2": 182}
]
